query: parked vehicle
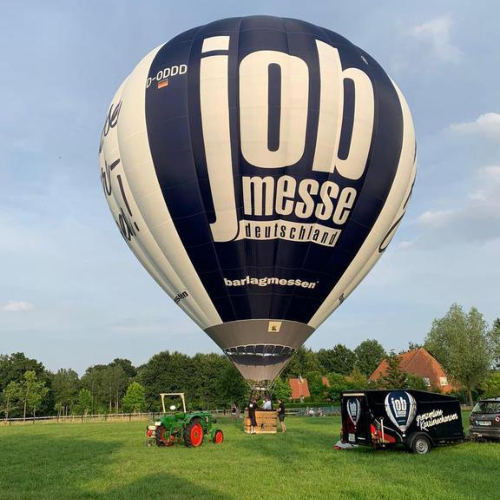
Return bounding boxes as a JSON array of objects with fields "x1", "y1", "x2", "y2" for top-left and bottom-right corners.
[
  {"x1": 145, "y1": 393, "x2": 223, "y2": 447},
  {"x1": 340, "y1": 390, "x2": 464, "y2": 454},
  {"x1": 469, "y1": 397, "x2": 500, "y2": 441}
]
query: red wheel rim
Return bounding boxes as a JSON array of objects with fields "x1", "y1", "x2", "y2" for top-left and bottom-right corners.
[
  {"x1": 215, "y1": 431, "x2": 223, "y2": 444},
  {"x1": 159, "y1": 427, "x2": 168, "y2": 445},
  {"x1": 190, "y1": 423, "x2": 203, "y2": 446}
]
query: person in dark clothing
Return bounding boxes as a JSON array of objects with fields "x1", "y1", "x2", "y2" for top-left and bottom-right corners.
[
  {"x1": 248, "y1": 397, "x2": 258, "y2": 434},
  {"x1": 277, "y1": 398, "x2": 287, "y2": 433}
]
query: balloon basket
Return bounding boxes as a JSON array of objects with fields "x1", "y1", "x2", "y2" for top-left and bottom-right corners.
[{"x1": 243, "y1": 409, "x2": 278, "y2": 434}]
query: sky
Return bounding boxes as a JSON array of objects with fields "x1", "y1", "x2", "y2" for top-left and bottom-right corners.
[{"x1": 1, "y1": 0, "x2": 499, "y2": 375}]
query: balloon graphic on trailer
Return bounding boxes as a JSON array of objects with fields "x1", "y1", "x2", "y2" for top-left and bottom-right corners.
[
  {"x1": 384, "y1": 391, "x2": 417, "y2": 436},
  {"x1": 99, "y1": 16, "x2": 416, "y2": 388},
  {"x1": 347, "y1": 398, "x2": 361, "y2": 428}
]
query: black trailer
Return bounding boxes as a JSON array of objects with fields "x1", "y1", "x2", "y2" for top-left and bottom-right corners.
[{"x1": 340, "y1": 390, "x2": 464, "y2": 454}]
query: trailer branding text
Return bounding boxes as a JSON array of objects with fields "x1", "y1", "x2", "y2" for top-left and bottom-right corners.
[{"x1": 416, "y1": 409, "x2": 460, "y2": 430}]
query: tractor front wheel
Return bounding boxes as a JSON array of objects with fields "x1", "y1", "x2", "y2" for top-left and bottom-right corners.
[
  {"x1": 185, "y1": 419, "x2": 204, "y2": 447},
  {"x1": 155, "y1": 425, "x2": 167, "y2": 447},
  {"x1": 213, "y1": 429, "x2": 224, "y2": 444}
]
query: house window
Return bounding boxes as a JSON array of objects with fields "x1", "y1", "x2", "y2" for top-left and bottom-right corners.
[
  {"x1": 440, "y1": 377, "x2": 448, "y2": 386},
  {"x1": 422, "y1": 377, "x2": 431, "y2": 387}
]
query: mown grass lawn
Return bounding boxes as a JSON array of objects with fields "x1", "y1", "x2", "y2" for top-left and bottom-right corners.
[{"x1": 0, "y1": 416, "x2": 498, "y2": 500}]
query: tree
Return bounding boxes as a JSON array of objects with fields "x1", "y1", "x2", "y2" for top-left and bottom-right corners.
[
  {"x1": 354, "y1": 340, "x2": 387, "y2": 377},
  {"x1": 425, "y1": 304, "x2": 492, "y2": 405},
  {"x1": 407, "y1": 342, "x2": 423, "y2": 351},
  {"x1": 480, "y1": 372, "x2": 500, "y2": 398},
  {"x1": 316, "y1": 345, "x2": 356, "y2": 375},
  {"x1": 76, "y1": 389, "x2": 93, "y2": 416},
  {"x1": 348, "y1": 367, "x2": 369, "y2": 389},
  {"x1": 325, "y1": 373, "x2": 354, "y2": 402},
  {"x1": 273, "y1": 377, "x2": 292, "y2": 401},
  {"x1": 81, "y1": 365, "x2": 108, "y2": 413},
  {"x1": 122, "y1": 382, "x2": 146, "y2": 413},
  {"x1": 216, "y1": 363, "x2": 248, "y2": 408},
  {"x1": 305, "y1": 371, "x2": 327, "y2": 401},
  {"x1": 378, "y1": 352, "x2": 407, "y2": 389},
  {"x1": 20, "y1": 371, "x2": 49, "y2": 420},
  {"x1": 81, "y1": 363, "x2": 128, "y2": 413},
  {"x1": 0, "y1": 353, "x2": 46, "y2": 391},
  {"x1": 109, "y1": 358, "x2": 137, "y2": 379},
  {"x1": 278, "y1": 347, "x2": 322, "y2": 378},
  {"x1": 489, "y1": 318, "x2": 500, "y2": 369},
  {"x1": 190, "y1": 353, "x2": 229, "y2": 409},
  {"x1": 405, "y1": 373, "x2": 428, "y2": 391},
  {"x1": 1, "y1": 381, "x2": 21, "y2": 420},
  {"x1": 137, "y1": 351, "x2": 196, "y2": 411},
  {"x1": 0, "y1": 353, "x2": 53, "y2": 417},
  {"x1": 103, "y1": 365, "x2": 128, "y2": 412},
  {"x1": 52, "y1": 369, "x2": 79, "y2": 416}
]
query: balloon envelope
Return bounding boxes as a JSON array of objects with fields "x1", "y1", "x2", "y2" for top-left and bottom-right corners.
[{"x1": 99, "y1": 16, "x2": 416, "y2": 387}]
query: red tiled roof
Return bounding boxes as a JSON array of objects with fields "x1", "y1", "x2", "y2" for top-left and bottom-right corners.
[
  {"x1": 369, "y1": 348, "x2": 458, "y2": 393},
  {"x1": 289, "y1": 378, "x2": 310, "y2": 399},
  {"x1": 322, "y1": 376, "x2": 330, "y2": 388}
]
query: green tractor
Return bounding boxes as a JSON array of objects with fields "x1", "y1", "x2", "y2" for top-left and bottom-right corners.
[{"x1": 146, "y1": 393, "x2": 224, "y2": 447}]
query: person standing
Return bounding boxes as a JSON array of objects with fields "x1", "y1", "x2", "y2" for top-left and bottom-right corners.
[
  {"x1": 262, "y1": 396, "x2": 272, "y2": 410},
  {"x1": 277, "y1": 398, "x2": 287, "y2": 433},
  {"x1": 248, "y1": 397, "x2": 258, "y2": 434}
]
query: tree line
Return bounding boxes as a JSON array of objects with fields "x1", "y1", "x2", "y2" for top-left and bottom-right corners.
[{"x1": 1, "y1": 304, "x2": 498, "y2": 418}]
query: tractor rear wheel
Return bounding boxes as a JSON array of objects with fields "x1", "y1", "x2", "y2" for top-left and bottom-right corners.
[{"x1": 185, "y1": 418, "x2": 204, "y2": 447}]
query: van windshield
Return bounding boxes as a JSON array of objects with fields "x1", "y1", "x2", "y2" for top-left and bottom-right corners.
[{"x1": 472, "y1": 401, "x2": 500, "y2": 414}]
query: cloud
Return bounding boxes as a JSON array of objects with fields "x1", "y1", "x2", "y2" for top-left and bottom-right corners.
[
  {"x1": 417, "y1": 210, "x2": 455, "y2": 228},
  {"x1": 3, "y1": 301, "x2": 34, "y2": 312},
  {"x1": 449, "y1": 113, "x2": 500, "y2": 139},
  {"x1": 410, "y1": 166, "x2": 500, "y2": 248},
  {"x1": 411, "y1": 15, "x2": 462, "y2": 63}
]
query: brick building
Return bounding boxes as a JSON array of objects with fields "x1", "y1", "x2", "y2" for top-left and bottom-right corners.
[{"x1": 369, "y1": 348, "x2": 458, "y2": 393}]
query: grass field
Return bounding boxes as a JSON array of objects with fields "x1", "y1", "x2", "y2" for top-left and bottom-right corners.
[{"x1": 0, "y1": 416, "x2": 498, "y2": 500}]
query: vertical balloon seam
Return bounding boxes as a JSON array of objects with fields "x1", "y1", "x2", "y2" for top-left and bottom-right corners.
[
  {"x1": 266, "y1": 18, "x2": 294, "y2": 326},
  {"x1": 308, "y1": 75, "x2": 411, "y2": 330},
  {"x1": 177, "y1": 27, "x2": 228, "y2": 327},
  {"x1": 316, "y1": 52, "x2": 404, "y2": 324},
  {"x1": 145, "y1": 31, "x2": 233, "y2": 328},
  {"x1": 243, "y1": 16, "x2": 289, "y2": 320},
  {"x1": 263, "y1": 18, "x2": 300, "y2": 366},
  {"x1": 187, "y1": 23, "x2": 241, "y2": 326},
  {"x1": 277, "y1": 18, "x2": 318, "y2": 331},
  {"x1": 321, "y1": 33, "x2": 387, "y2": 324},
  {"x1": 301, "y1": 28, "x2": 380, "y2": 325},
  {"x1": 287, "y1": 24, "x2": 338, "y2": 328},
  {"x1": 113, "y1": 66, "x2": 203, "y2": 326},
  {"x1": 124, "y1": 46, "x2": 219, "y2": 328},
  {"x1": 234, "y1": 17, "x2": 256, "y2": 327},
  {"x1": 117, "y1": 56, "x2": 214, "y2": 329},
  {"x1": 112, "y1": 68, "x2": 179, "y2": 300}
]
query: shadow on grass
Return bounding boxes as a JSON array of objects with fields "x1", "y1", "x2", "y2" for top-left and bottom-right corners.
[
  {"x1": 0, "y1": 431, "x2": 235, "y2": 500},
  {"x1": 93, "y1": 472, "x2": 233, "y2": 500}
]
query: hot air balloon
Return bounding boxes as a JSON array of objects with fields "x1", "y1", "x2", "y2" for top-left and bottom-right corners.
[{"x1": 99, "y1": 16, "x2": 416, "y2": 390}]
